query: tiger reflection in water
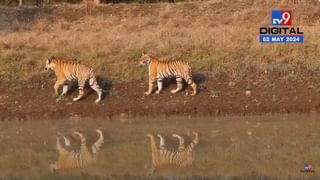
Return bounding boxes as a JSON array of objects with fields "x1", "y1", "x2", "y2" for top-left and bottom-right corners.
[
  {"x1": 146, "y1": 132, "x2": 199, "y2": 173},
  {"x1": 50, "y1": 129, "x2": 104, "y2": 173}
]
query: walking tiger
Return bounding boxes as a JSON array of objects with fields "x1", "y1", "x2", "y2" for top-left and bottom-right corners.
[
  {"x1": 44, "y1": 56, "x2": 103, "y2": 103},
  {"x1": 139, "y1": 53, "x2": 197, "y2": 96}
]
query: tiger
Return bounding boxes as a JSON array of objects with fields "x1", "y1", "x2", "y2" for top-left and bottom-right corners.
[
  {"x1": 139, "y1": 53, "x2": 197, "y2": 96},
  {"x1": 50, "y1": 129, "x2": 104, "y2": 173},
  {"x1": 146, "y1": 132, "x2": 199, "y2": 173},
  {"x1": 44, "y1": 56, "x2": 103, "y2": 103}
]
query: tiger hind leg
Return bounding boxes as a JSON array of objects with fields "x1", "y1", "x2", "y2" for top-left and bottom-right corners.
[
  {"x1": 73, "y1": 80, "x2": 85, "y2": 102},
  {"x1": 186, "y1": 75, "x2": 197, "y2": 96},
  {"x1": 89, "y1": 77, "x2": 102, "y2": 103},
  {"x1": 170, "y1": 76, "x2": 183, "y2": 94},
  {"x1": 55, "y1": 87, "x2": 67, "y2": 103},
  {"x1": 54, "y1": 80, "x2": 65, "y2": 96},
  {"x1": 56, "y1": 82, "x2": 72, "y2": 102}
]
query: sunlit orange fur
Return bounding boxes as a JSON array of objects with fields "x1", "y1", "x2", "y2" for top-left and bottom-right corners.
[
  {"x1": 45, "y1": 57, "x2": 102, "y2": 103},
  {"x1": 140, "y1": 53, "x2": 197, "y2": 96}
]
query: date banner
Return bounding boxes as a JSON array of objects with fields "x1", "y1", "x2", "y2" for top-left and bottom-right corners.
[
  {"x1": 259, "y1": 35, "x2": 304, "y2": 43},
  {"x1": 259, "y1": 10, "x2": 304, "y2": 44}
]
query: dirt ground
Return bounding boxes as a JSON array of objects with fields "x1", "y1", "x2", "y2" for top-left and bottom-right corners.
[
  {"x1": 2, "y1": 70, "x2": 320, "y2": 179},
  {"x1": 2, "y1": 71, "x2": 320, "y2": 120},
  {"x1": 0, "y1": 0, "x2": 319, "y2": 121}
]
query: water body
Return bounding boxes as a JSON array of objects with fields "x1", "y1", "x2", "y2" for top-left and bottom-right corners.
[{"x1": 0, "y1": 114, "x2": 319, "y2": 179}]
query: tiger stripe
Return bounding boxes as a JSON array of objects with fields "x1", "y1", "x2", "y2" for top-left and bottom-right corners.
[
  {"x1": 45, "y1": 56, "x2": 103, "y2": 103},
  {"x1": 146, "y1": 132, "x2": 199, "y2": 173},
  {"x1": 140, "y1": 53, "x2": 197, "y2": 96},
  {"x1": 50, "y1": 129, "x2": 104, "y2": 173}
]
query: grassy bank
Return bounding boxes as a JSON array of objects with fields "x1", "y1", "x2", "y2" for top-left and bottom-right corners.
[{"x1": 0, "y1": 0, "x2": 319, "y2": 83}]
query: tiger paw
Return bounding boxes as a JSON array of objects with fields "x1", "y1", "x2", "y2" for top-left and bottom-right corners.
[
  {"x1": 144, "y1": 91, "x2": 151, "y2": 95},
  {"x1": 155, "y1": 90, "x2": 161, "y2": 94},
  {"x1": 73, "y1": 97, "x2": 81, "y2": 101},
  {"x1": 56, "y1": 96, "x2": 64, "y2": 103},
  {"x1": 190, "y1": 92, "x2": 197, "y2": 96},
  {"x1": 170, "y1": 89, "x2": 177, "y2": 94}
]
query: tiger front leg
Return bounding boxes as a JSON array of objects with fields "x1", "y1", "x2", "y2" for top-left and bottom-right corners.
[
  {"x1": 145, "y1": 78, "x2": 155, "y2": 95},
  {"x1": 49, "y1": 162, "x2": 58, "y2": 173},
  {"x1": 54, "y1": 80, "x2": 64, "y2": 95},
  {"x1": 54, "y1": 80, "x2": 67, "y2": 102},
  {"x1": 148, "y1": 165, "x2": 156, "y2": 175}
]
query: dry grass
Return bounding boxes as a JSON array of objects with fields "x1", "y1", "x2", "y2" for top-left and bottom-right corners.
[{"x1": 0, "y1": 0, "x2": 319, "y2": 82}]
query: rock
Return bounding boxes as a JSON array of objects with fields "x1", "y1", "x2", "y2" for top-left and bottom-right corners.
[
  {"x1": 245, "y1": 90, "x2": 251, "y2": 96},
  {"x1": 228, "y1": 81, "x2": 236, "y2": 87},
  {"x1": 184, "y1": 101, "x2": 187, "y2": 106},
  {"x1": 119, "y1": 113, "x2": 131, "y2": 123},
  {"x1": 69, "y1": 114, "x2": 81, "y2": 122}
]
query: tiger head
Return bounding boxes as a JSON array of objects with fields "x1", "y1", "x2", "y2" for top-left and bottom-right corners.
[
  {"x1": 44, "y1": 56, "x2": 57, "y2": 70},
  {"x1": 139, "y1": 53, "x2": 151, "y2": 66},
  {"x1": 49, "y1": 161, "x2": 57, "y2": 173}
]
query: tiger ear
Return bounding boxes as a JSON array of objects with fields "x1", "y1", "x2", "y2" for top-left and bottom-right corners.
[
  {"x1": 142, "y1": 52, "x2": 146, "y2": 56},
  {"x1": 47, "y1": 58, "x2": 51, "y2": 64},
  {"x1": 49, "y1": 56, "x2": 56, "y2": 61}
]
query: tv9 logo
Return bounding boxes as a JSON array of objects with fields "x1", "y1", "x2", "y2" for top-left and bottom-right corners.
[{"x1": 272, "y1": 10, "x2": 292, "y2": 26}]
